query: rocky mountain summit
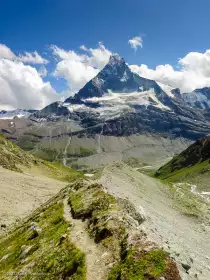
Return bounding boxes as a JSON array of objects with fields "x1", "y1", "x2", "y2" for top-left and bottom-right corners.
[{"x1": 30, "y1": 54, "x2": 210, "y2": 140}]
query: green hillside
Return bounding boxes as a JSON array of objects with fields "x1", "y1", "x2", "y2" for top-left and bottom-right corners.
[
  {"x1": 0, "y1": 133, "x2": 83, "y2": 182},
  {"x1": 155, "y1": 136, "x2": 210, "y2": 188}
]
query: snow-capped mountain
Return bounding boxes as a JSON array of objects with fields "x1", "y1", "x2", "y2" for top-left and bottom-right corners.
[
  {"x1": 28, "y1": 54, "x2": 210, "y2": 141},
  {"x1": 0, "y1": 109, "x2": 37, "y2": 119},
  {"x1": 183, "y1": 87, "x2": 210, "y2": 110},
  {"x1": 2, "y1": 53, "x2": 210, "y2": 170},
  {"x1": 66, "y1": 53, "x2": 174, "y2": 106},
  {"x1": 34, "y1": 54, "x2": 177, "y2": 121}
]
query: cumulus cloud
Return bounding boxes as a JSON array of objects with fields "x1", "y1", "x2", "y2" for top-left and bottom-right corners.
[
  {"x1": 0, "y1": 44, "x2": 16, "y2": 60},
  {"x1": 130, "y1": 49, "x2": 210, "y2": 92},
  {"x1": 18, "y1": 51, "x2": 48, "y2": 64},
  {"x1": 0, "y1": 43, "x2": 58, "y2": 110},
  {"x1": 128, "y1": 36, "x2": 143, "y2": 51},
  {"x1": 0, "y1": 59, "x2": 58, "y2": 110},
  {"x1": 39, "y1": 65, "x2": 47, "y2": 77},
  {"x1": 52, "y1": 42, "x2": 111, "y2": 92},
  {"x1": 0, "y1": 43, "x2": 48, "y2": 64}
]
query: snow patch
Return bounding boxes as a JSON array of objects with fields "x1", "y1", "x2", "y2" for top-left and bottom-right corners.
[{"x1": 156, "y1": 82, "x2": 175, "y2": 98}]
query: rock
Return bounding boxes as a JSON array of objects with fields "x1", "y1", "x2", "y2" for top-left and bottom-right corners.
[
  {"x1": 1, "y1": 224, "x2": 6, "y2": 228},
  {"x1": 20, "y1": 245, "x2": 38, "y2": 258},
  {"x1": 190, "y1": 257, "x2": 194, "y2": 263},
  {"x1": 182, "y1": 263, "x2": 191, "y2": 272},
  {"x1": 118, "y1": 198, "x2": 146, "y2": 225},
  {"x1": 27, "y1": 223, "x2": 42, "y2": 240},
  {"x1": 27, "y1": 229, "x2": 39, "y2": 240},
  {"x1": 58, "y1": 233, "x2": 68, "y2": 245}
]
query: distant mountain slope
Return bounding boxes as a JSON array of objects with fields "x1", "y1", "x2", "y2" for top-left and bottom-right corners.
[
  {"x1": 183, "y1": 87, "x2": 210, "y2": 110},
  {"x1": 0, "y1": 132, "x2": 82, "y2": 181},
  {"x1": 155, "y1": 135, "x2": 210, "y2": 192},
  {"x1": 0, "y1": 109, "x2": 36, "y2": 119}
]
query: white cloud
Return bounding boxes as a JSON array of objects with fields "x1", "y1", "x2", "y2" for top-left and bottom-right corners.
[
  {"x1": 0, "y1": 59, "x2": 59, "y2": 110},
  {"x1": 0, "y1": 43, "x2": 56, "y2": 110},
  {"x1": 18, "y1": 51, "x2": 48, "y2": 64},
  {"x1": 128, "y1": 36, "x2": 143, "y2": 51},
  {"x1": 130, "y1": 49, "x2": 210, "y2": 92},
  {"x1": 0, "y1": 44, "x2": 16, "y2": 60},
  {"x1": 39, "y1": 65, "x2": 47, "y2": 77},
  {"x1": 52, "y1": 42, "x2": 111, "y2": 92},
  {"x1": 0, "y1": 43, "x2": 48, "y2": 65}
]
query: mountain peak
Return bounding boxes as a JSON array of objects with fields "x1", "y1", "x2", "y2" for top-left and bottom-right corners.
[{"x1": 108, "y1": 53, "x2": 125, "y2": 65}]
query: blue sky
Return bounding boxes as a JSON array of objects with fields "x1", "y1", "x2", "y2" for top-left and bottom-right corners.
[
  {"x1": 1, "y1": 0, "x2": 210, "y2": 109},
  {"x1": 1, "y1": 0, "x2": 210, "y2": 67}
]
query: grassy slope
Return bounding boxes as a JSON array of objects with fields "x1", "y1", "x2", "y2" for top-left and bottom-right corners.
[
  {"x1": 155, "y1": 158, "x2": 210, "y2": 183},
  {"x1": 153, "y1": 136, "x2": 210, "y2": 218},
  {"x1": 0, "y1": 178, "x2": 181, "y2": 280},
  {"x1": 68, "y1": 181, "x2": 181, "y2": 280},
  {"x1": 0, "y1": 193, "x2": 86, "y2": 280},
  {"x1": 0, "y1": 133, "x2": 83, "y2": 182},
  {"x1": 154, "y1": 136, "x2": 210, "y2": 189}
]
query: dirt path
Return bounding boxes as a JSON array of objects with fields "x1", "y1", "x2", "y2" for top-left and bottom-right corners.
[
  {"x1": 0, "y1": 166, "x2": 66, "y2": 228},
  {"x1": 100, "y1": 164, "x2": 210, "y2": 280},
  {"x1": 63, "y1": 198, "x2": 111, "y2": 280}
]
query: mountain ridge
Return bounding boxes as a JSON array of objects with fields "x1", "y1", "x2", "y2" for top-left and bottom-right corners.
[{"x1": 1, "y1": 53, "x2": 210, "y2": 170}]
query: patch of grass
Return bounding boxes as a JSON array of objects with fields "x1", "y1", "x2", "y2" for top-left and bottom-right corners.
[
  {"x1": 155, "y1": 158, "x2": 210, "y2": 183},
  {"x1": 68, "y1": 181, "x2": 125, "y2": 259},
  {"x1": 43, "y1": 161, "x2": 84, "y2": 182},
  {"x1": 0, "y1": 134, "x2": 34, "y2": 172},
  {"x1": 31, "y1": 147, "x2": 62, "y2": 162},
  {"x1": 79, "y1": 147, "x2": 95, "y2": 156},
  {"x1": 0, "y1": 133, "x2": 84, "y2": 183},
  {"x1": 170, "y1": 183, "x2": 209, "y2": 218},
  {"x1": 0, "y1": 200, "x2": 86, "y2": 280},
  {"x1": 108, "y1": 249, "x2": 167, "y2": 280},
  {"x1": 68, "y1": 180, "x2": 181, "y2": 280},
  {"x1": 69, "y1": 182, "x2": 118, "y2": 219}
]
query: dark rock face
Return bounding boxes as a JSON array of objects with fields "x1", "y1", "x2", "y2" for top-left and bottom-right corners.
[
  {"x1": 174, "y1": 135, "x2": 210, "y2": 167},
  {"x1": 31, "y1": 102, "x2": 69, "y2": 120},
  {"x1": 83, "y1": 107, "x2": 210, "y2": 141}
]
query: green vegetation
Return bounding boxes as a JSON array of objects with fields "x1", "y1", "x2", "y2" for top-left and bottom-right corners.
[
  {"x1": 154, "y1": 136, "x2": 210, "y2": 190},
  {"x1": 68, "y1": 181, "x2": 125, "y2": 259},
  {"x1": 68, "y1": 180, "x2": 181, "y2": 280},
  {"x1": 108, "y1": 249, "x2": 167, "y2": 280},
  {"x1": 124, "y1": 158, "x2": 148, "y2": 168},
  {"x1": 153, "y1": 137, "x2": 210, "y2": 219},
  {"x1": 167, "y1": 182, "x2": 209, "y2": 219},
  {"x1": 0, "y1": 133, "x2": 84, "y2": 182},
  {"x1": 0, "y1": 133, "x2": 33, "y2": 172},
  {"x1": 32, "y1": 147, "x2": 61, "y2": 162},
  {"x1": 154, "y1": 160, "x2": 210, "y2": 218},
  {"x1": 0, "y1": 198, "x2": 86, "y2": 280},
  {"x1": 78, "y1": 147, "x2": 95, "y2": 156},
  {"x1": 155, "y1": 157, "x2": 210, "y2": 184},
  {"x1": 42, "y1": 161, "x2": 84, "y2": 182},
  {"x1": 69, "y1": 182, "x2": 118, "y2": 219}
]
